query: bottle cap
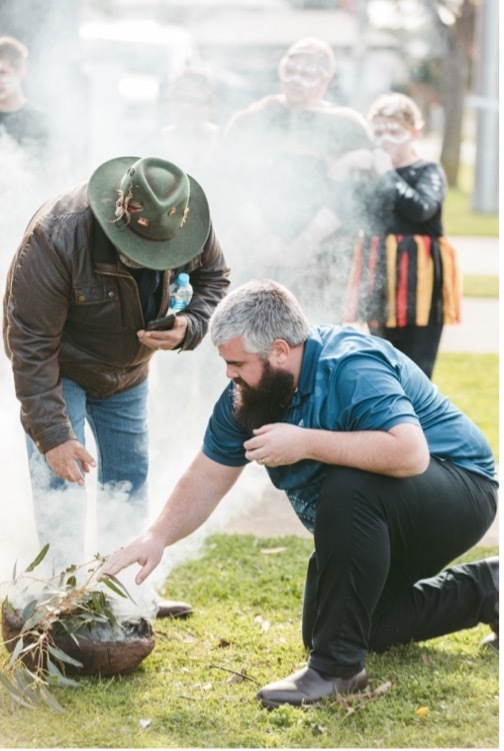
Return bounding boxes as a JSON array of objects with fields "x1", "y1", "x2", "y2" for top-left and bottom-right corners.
[{"x1": 177, "y1": 272, "x2": 190, "y2": 285}]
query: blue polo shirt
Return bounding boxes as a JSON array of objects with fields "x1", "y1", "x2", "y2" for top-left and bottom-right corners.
[{"x1": 203, "y1": 325, "x2": 497, "y2": 531}]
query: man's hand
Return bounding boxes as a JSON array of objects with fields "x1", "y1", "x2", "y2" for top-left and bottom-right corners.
[
  {"x1": 101, "y1": 531, "x2": 166, "y2": 585},
  {"x1": 244, "y1": 424, "x2": 306, "y2": 467},
  {"x1": 45, "y1": 440, "x2": 97, "y2": 485},
  {"x1": 137, "y1": 314, "x2": 188, "y2": 351},
  {"x1": 243, "y1": 422, "x2": 430, "y2": 477}
]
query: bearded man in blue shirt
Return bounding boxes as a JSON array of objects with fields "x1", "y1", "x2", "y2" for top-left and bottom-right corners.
[{"x1": 104, "y1": 279, "x2": 498, "y2": 708}]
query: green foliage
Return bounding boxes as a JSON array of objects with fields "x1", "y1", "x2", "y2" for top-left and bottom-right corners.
[
  {"x1": 0, "y1": 538, "x2": 498, "y2": 748},
  {"x1": 0, "y1": 546, "x2": 132, "y2": 712},
  {"x1": 433, "y1": 352, "x2": 498, "y2": 460}
]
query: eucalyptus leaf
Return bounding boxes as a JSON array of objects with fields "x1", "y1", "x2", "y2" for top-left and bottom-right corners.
[
  {"x1": 47, "y1": 644, "x2": 83, "y2": 668},
  {"x1": 21, "y1": 598, "x2": 38, "y2": 622},
  {"x1": 46, "y1": 672, "x2": 81, "y2": 688},
  {"x1": 24, "y1": 543, "x2": 50, "y2": 573},
  {"x1": 103, "y1": 607, "x2": 119, "y2": 629},
  {"x1": 38, "y1": 684, "x2": 66, "y2": 713},
  {"x1": 0, "y1": 551, "x2": 141, "y2": 713},
  {"x1": 8, "y1": 636, "x2": 25, "y2": 667},
  {"x1": 45, "y1": 655, "x2": 62, "y2": 677},
  {"x1": 90, "y1": 591, "x2": 102, "y2": 612},
  {"x1": 11, "y1": 667, "x2": 40, "y2": 703},
  {"x1": 45, "y1": 655, "x2": 78, "y2": 689},
  {"x1": 101, "y1": 574, "x2": 135, "y2": 603},
  {"x1": 21, "y1": 608, "x2": 50, "y2": 633},
  {"x1": 0, "y1": 672, "x2": 35, "y2": 709}
]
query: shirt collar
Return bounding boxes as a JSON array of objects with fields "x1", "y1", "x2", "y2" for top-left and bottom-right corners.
[{"x1": 290, "y1": 327, "x2": 323, "y2": 405}]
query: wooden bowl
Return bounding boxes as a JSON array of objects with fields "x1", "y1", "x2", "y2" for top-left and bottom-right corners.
[{"x1": 1, "y1": 599, "x2": 155, "y2": 677}]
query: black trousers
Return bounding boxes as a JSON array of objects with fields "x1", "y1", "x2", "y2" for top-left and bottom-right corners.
[
  {"x1": 369, "y1": 323, "x2": 444, "y2": 380},
  {"x1": 302, "y1": 459, "x2": 498, "y2": 677}
]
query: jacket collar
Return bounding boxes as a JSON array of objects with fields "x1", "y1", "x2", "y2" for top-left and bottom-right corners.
[{"x1": 92, "y1": 216, "x2": 118, "y2": 266}]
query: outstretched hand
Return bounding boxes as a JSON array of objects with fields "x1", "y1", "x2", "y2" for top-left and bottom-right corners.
[
  {"x1": 101, "y1": 532, "x2": 166, "y2": 585},
  {"x1": 45, "y1": 440, "x2": 96, "y2": 485}
]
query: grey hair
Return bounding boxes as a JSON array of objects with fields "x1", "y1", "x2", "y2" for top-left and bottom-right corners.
[{"x1": 209, "y1": 280, "x2": 310, "y2": 356}]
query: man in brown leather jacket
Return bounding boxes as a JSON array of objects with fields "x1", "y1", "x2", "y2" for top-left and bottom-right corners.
[{"x1": 3, "y1": 156, "x2": 230, "y2": 618}]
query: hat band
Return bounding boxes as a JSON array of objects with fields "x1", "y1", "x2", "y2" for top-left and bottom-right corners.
[{"x1": 114, "y1": 212, "x2": 181, "y2": 242}]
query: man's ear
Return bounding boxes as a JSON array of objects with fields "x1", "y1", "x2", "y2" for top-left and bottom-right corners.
[{"x1": 270, "y1": 338, "x2": 290, "y2": 365}]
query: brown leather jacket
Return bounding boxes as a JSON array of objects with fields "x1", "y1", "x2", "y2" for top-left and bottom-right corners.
[{"x1": 3, "y1": 183, "x2": 230, "y2": 453}]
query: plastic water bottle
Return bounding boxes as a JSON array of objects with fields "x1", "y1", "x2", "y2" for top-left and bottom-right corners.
[{"x1": 168, "y1": 272, "x2": 193, "y2": 313}]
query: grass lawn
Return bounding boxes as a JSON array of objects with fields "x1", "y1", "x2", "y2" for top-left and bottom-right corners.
[
  {"x1": 0, "y1": 353, "x2": 498, "y2": 748},
  {"x1": 463, "y1": 275, "x2": 499, "y2": 298},
  {"x1": 444, "y1": 182, "x2": 498, "y2": 237},
  {"x1": 433, "y1": 352, "x2": 498, "y2": 461},
  {"x1": 0, "y1": 540, "x2": 498, "y2": 748}
]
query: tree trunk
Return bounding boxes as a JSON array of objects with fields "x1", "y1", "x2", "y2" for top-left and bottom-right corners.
[{"x1": 439, "y1": 0, "x2": 476, "y2": 187}]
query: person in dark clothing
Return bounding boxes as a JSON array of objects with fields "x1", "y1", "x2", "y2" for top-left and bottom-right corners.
[
  {"x1": 103, "y1": 279, "x2": 498, "y2": 707},
  {"x1": 3, "y1": 156, "x2": 230, "y2": 618},
  {"x1": 337, "y1": 92, "x2": 462, "y2": 378}
]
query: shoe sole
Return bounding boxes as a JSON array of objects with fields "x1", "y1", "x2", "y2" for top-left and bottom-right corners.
[
  {"x1": 257, "y1": 676, "x2": 369, "y2": 709},
  {"x1": 155, "y1": 607, "x2": 194, "y2": 619}
]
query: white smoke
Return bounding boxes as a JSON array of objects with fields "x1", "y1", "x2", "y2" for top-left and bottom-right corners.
[
  {"x1": 0, "y1": 5, "x2": 323, "y2": 608},
  {"x1": 0, "y1": 3, "x2": 413, "y2": 612}
]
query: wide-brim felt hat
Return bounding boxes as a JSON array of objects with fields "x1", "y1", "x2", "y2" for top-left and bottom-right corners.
[{"x1": 87, "y1": 156, "x2": 210, "y2": 270}]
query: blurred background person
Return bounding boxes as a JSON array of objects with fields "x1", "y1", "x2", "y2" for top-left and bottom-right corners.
[
  {"x1": 214, "y1": 37, "x2": 372, "y2": 321},
  {"x1": 0, "y1": 35, "x2": 68, "y2": 281},
  {"x1": 338, "y1": 92, "x2": 462, "y2": 379},
  {"x1": 0, "y1": 35, "x2": 52, "y2": 163},
  {"x1": 146, "y1": 66, "x2": 221, "y2": 183}
]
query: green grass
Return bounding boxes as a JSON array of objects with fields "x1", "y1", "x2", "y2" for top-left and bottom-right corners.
[
  {"x1": 0, "y1": 351, "x2": 498, "y2": 747},
  {"x1": 0, "y1": 540, "x2": 498, "y2": 748},
  {"x1": 463, "y1": 274, "x2": 499, "y2": 298},
  {"x1": 432, "y1": 352, "x2": 498, "y2": 460},
  {"x1": 444, "y1": 186, "x2": 499, "y2": 237}
]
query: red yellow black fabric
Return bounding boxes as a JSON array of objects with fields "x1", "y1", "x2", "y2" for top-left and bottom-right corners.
[{"x1": 346, "y1": 234, "x2": 462, "y2": 328}]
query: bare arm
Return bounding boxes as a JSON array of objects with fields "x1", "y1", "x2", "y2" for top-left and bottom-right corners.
[
  {"x1": 244, "y1": 422, "x2": 429, "y2": 478},
  {"x1": 102, "y1": 452, "x2": 244, "y2": 583}
]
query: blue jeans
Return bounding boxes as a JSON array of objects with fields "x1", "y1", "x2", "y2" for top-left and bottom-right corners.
[{"x1": 27, "y1": 377, "x2": 149, "y2": 569}]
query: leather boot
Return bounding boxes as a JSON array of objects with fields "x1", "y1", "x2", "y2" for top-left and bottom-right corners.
[
  {"x1": 155, "y1": 599, "x2": 193, "y2": 619},
  {"x1": 481, "y1": 557, "x2": 498, "y2": 650},
  {"x1": 256, "y1": 665, "x2": 368, "y2": 708}
]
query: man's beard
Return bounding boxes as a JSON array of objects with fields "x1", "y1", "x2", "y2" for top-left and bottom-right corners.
[{"x1": 232, "y1": 361, "x2": 295, "y2": 431}]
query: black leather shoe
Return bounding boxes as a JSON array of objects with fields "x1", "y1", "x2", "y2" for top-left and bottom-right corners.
[
  {"x1": 155, "y1": 599, "x2": 193, "y2": 619},
  {"x1": 481, "y1": 557, "x2": 498, "y2": 650},
  {"x1": 256, "y1": 666, "x2": 368, "y2": 708}
]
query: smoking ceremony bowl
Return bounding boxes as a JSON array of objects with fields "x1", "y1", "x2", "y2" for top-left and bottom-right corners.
[{"x1": 1, "y1": 598, "x2": 155, "y2": 677}]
